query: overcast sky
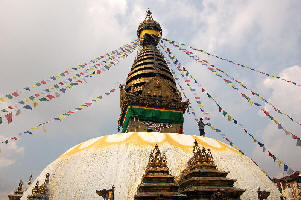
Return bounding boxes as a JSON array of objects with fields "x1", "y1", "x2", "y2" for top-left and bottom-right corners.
[{"x1": 0, "y1": 0, "x2": 301, "y2": 199}]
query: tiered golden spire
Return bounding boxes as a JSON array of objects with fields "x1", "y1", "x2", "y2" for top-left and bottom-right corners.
[{"x1": 119, "y1": 10, "x2": 188, "y2": 133}]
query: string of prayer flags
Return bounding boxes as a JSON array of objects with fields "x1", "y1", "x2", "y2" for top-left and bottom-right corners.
[
  {"x1": 0, "y1": 40, "x2": 139, "y2": 104},
  {"x1": 0, "y1": 41, "x2": 139, "y2": 126},
  {"x1": 163, "y1": 39, "x2": 301, "y2": 127},
  {"x1": 163, "y1": 40, "x2": 301, "y2": 144},
  {"x1": 0, "y1": 86, "x2": 117, "y2": 146},
  {"x1": 162, "y1": 38, "x2": 301, "y2": 87},
  {"x1": 160, "y1": 44, "x2": 297, "y2": 175}
]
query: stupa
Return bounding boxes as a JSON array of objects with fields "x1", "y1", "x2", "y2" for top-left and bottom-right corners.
[{"x1": 18, "y1": 10, "x2": 281, "y2": 200}]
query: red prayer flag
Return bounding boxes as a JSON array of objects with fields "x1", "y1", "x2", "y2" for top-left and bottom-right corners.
[
  {"x1": 34, "y1": 93, "x2": 40, "y2": 97},
  {"x1": 205, "y1": 117, "x2": 210, "y2": 120},
  {"x1": 195, "y1": 97, "x2": 200, "y2": 99},
  {"x1": 185, "y1": 80, "x2": 190, "y2": 82},
  {"x1": 67, "y1": 111, "x2": 74, "y2": 114},
  {"x1": 11, "y1": 137, "x2": 18, "y2": 140},
  {"x1": 218, "y1": 106, "x2": 222, "y2": 112},
  {"x1": 208, "y1": 67, "x2": 214, "y2": 70},
  {"x1": 80, "y1": 72, "x2": 84, "y2": 75},
  {"x1": 12, "y1": 91, "x2": 19, "y2": 97},
  {"x1": 64, "y1": 70, "x2": 69, "y2": 74},
  {"x1": 96, "y1": 70, "x2": 101, "y2": 74},
  {"x1": 85, "y1": 103, "x2": 92, "y2": 106},
  {"x1": 76, "y1": 80, "x2": 83, "y2": 83},
  {"x1": 96, "y1": 64, "x2": 100, "y2": 66},
  {"x1": 5, "y1": 112, "x2": 12, "y2": 124},
  {"x1": 8, "y1": 106, "x2": 14, "y2": 109},
  {"x1": 201, "y1": 88, "x2": 205, "y2": 92},
  {"x1": 59, "y1": 82, "x2": 64, "y2": 85},
  {"x1": 46, "y1": 94, "x2": 55, "y2": 100},
  {"x1": 41, "y1": 80, "x2": 47, "y2": 84},
  {"x1": 291, "y1": 133, "x2": 299, "y2": 139},
  {"x1": 268, "y1": 151, "x2": 274, "y2": 157}
]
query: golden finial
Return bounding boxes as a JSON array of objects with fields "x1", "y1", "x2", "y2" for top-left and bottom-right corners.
[
  {"x1": 146, "y1": 8, "x2": 152, "y2": 19},
  {"x1": 27, "y1": 174, "x2": 32, "y2": 185}
]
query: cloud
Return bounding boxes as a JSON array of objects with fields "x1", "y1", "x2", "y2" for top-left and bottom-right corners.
[{"x1": 252, "y1": 65, "x2": 301, "y2": 178}]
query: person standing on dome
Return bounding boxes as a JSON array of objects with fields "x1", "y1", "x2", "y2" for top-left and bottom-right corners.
[{"x1": 198, "y1": 118, "x2": 208, "y2": 136}]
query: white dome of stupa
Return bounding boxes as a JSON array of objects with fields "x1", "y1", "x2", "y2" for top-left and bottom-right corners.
[{"x1": 21, "y1": 132, "x2": 281, "y2": 199}]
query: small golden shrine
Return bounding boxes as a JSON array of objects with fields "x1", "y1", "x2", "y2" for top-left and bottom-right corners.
[
  {"x1": 178, "y1": 140, "x2": 245, "y2": 199},
  {"x1": 119, "y1": 9, "x2": 189, "y2": 133},
  {"x1": 134, "y1": 144, "x2": 187, "y2": 199}
]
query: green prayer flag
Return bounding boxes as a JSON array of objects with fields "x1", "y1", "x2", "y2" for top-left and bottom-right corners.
[
  {"x1": 60, "y1": 72, "x2": 65, "y2": 77},
  {"x1": 297, "y1": 138, "x2": 301, "y2": 147},
  {"x1": 54, "y1": 84, "x2": 59, "y2": 88},
  {"x1": 223, "y1": 111, "x2": 227, "y2": 116},
  {"x1": 36, "y1": 82, "x2": 41, "y2": 86},
  {"x1": 1, "y1": 109, "x2": 8, "y2": 112},
  {"x1": 0, "y1": 117, "x2": 2, "y2": 124},
  {"x1": 207, "y1": 93, "x2": 211, "y2": 98},
  {"x1": 70, "y1": 83, "x2": 78, "y2": 86},
  {"x1": 39, "y1": 97, "x2": 49, "y2": 101},
  {"x1": 76, "y1": 74, "x2": 81, "y2": 77},
  {"x1": 6, "y1": 94, "x2": 13, "y2": 99},
  {"x1": 29, "y1": 96, "x2": 35, "y2": 100}
]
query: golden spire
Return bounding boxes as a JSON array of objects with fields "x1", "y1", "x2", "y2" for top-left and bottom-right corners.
[{"x1": 119, "y1": 10, "x2": 188, "y2": 133}]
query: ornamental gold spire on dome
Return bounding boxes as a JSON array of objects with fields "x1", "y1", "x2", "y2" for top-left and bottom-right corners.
[{"x1": 119, "y1": 10, "x2": 189, "y2": 133}]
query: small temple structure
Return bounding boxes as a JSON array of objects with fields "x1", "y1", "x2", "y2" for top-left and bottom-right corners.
[{"x1": 10, "y1": 9, "x2": 282, "y2": 200}]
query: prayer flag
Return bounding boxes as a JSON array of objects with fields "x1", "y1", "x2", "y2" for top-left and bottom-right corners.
[
  {"x1": 284, "y1": 164, "x2": 288, "y2": 171},
  {"x1": 85, "y1": 103, "x2": 92, "y2": 106},
  {"x1": 205, "y1": 117, "x2": 210, "y2": 120},
  {"x1": 34, "y1": 94, "x2": 40, "y2": 97},
  {"x1": 222, "y1": 111, "x2": 227, "y2": 116},
  {"x1": 39, "y1": 97, "x2": 48, "y2": 102},
  {"x1": 0, "y1": 97, "x2": 6, "y2": 102},
  {"x1": 277, "y1": 160, "x2": 283, "y2": 167},
  {"x1": 296, "y1": 138, "x2": 301, "y2": 146},
  {"x1": 59, "y1": 114, "x2": 66, "y2": 119},
  {"x1": 218, "y1": 106, "x2": 222, "y2": 112},
  {"x1": 233, "y1": 119, "x2": 237, "y2": 124},
  {"x1": 24, "y1": 130, "x2": 32, "y2": 134},
  {"x1": 5, "y1": 112, "x2": 13, "y2": 124},
  {"x1": 29, "y1": 96, "x2": 35, "y2": 101},
  {"x1": 32, "y1": 101, "x2": 39, "y2": 108},
  {"x1": 0, "y1": 117, "x2": 2, "y2": 124},
  {"x1": 12, "y1": 92, "x2": 19, "y2": 97},
  {"x1": 227, "y1": 115, "x2": 232, "y2": 121},
  {"x1": 278, "y1": 124, "x2": 283, "y2": 129},
  {"x1": 23, "y1": 105, "x2": 32, "y2": 110},
  {"x1": 291, "y1": 134, "x2": 299, "y2": 139},
  {"x1": 6, "y1": 94, "x2": 13, "y2": 99},
  {"x1": 19, "y1": 101, "x2": 25, "y2": 105},
  {"x1": 46, "y1": 94, "x2": 55, "y2": 100},
  {"x1": 258, "y1": 142, "x2": 264, "y2": 147},
  {"x1": 60, "y1": 88, "x2": 66, "y2": 93},
  {"x1": 201, "y1": 88, "x2": 205, "y2": 92},
  {"x1": 41, "y1": 80, "x2": 47, "y2": 84},
  {"x1": 16, "y1": 109, "x2": 21, "y2": 116},
  {"x1": 215, "y1": 129, "x2": 221, "y2": 132}
]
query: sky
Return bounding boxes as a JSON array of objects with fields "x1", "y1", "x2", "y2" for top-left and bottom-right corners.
[{"x1": 0, "y1": 0, "x2": 301, "y2": 199}]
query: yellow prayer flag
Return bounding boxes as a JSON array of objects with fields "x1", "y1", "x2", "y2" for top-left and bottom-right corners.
[
  {"x1": 253, "y1": 138, "x2": 257, "y2": 143},
  {"x1": 25, "y1": 98, "x2": 30, "y2": 103},
  {"x1": 79, "y1": 106, "x2": 85, "y2": 109},
  {"x1": 248, "y1": 99, "x2": 253, "y2": 105},
  {"x1": 65, "y1": 85, "x2": 72, "y2": 89},
  {"x1": 234, "y1": 145, "x2": 239, "y2": 150},
  {"x1": 55, "y1": 74, "x2": 61, "y2": 78},
  {"x1": 59, "y1": 114, "x2": 66, "y2": 119},
  {"x1": 277, "y1": 160, "x2": 283, "y2": 167},
  {"x1": 31, "y1": 126, "x2": 39, "y2": 130},
  {"x1": 0, "y1": 97, "x2": 6, "y2": 102},
  {"x1": 77, "y1": 66, "x2": 81, "y2": 69},
  {"x1": 32, "y1": 101, "x2": 39, "y2": 108},
  {"x1": 31, "y1": 84, "x2": 36, "y2": 88},
  {"x1": 42, "y1": 125, "x2": 47, "y2": 133},
  {"x1": 198, "y1": 104, "x2": 204, "y2": 108},
  {"x1": 213, "y1": 72, "x2": 218, "y2": 74},
  {"x1": 273, "y1": 119, "x2": 279, "y2": 125},
  {"x1": 210, "y1": 125, "x2": 215, "y2": 130},
  {"x1": 95, "y1": 98, "x2": 101, "y2": 101},
  {"x1": 228, "y1": 115, "x2": 232, "y2": 121},
  {"x1": 73, "y1": 76, "x2": 77, "y2": 79},
  {"x1": 49, "y1": 86, "x2": 55, "y2": 90}
]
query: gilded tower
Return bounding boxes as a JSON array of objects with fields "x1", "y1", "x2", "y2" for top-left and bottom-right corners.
[{"x1": 119, "y1": 10, "x2": 189, "y2": 133}]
